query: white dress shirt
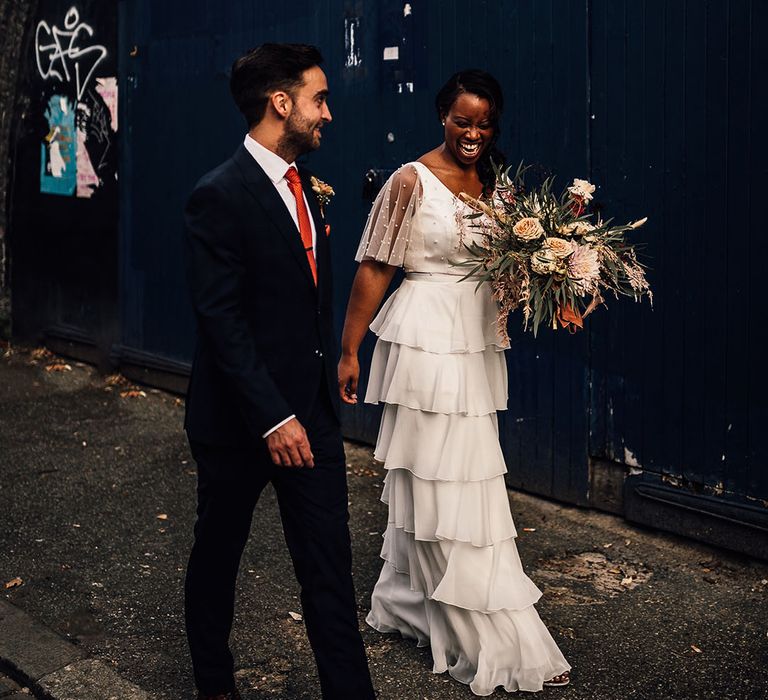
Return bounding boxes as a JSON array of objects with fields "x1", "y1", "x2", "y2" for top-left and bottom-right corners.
[
  {"x1": 242, "y1": 134, "x2": 318, "y2": 438},
  {"x1": 243, "y1": 134, "x2": 317, "y2": 251}
]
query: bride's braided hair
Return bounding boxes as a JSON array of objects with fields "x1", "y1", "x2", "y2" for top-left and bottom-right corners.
[{"x1": 435, "y1": 70, "x2": 506, "y2": 197}]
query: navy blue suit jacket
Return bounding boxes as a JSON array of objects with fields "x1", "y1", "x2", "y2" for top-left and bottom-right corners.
[{"x1": 183, "y1": 144, "x2": 340, "y2": 447}]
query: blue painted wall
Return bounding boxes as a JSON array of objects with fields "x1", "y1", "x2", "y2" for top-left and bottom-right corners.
[{"x1": 113, "y1": 0, "x2": 768, "y2": 548}]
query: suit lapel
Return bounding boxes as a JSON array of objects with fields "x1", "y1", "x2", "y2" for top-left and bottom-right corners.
[{"x1": 232, "y1": 145, "x2": 317, "y2": 290}]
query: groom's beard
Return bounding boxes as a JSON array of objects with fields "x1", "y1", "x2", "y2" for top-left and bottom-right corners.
[{"x1": 278, "y1": 110, "x2": 321, "y2": 161}]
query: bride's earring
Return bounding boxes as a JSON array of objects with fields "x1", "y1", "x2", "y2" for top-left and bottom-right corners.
[{"x1": 441, "y1": 120, "x2": 446, "y2": 126}]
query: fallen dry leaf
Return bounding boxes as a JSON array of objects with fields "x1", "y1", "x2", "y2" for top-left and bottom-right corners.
[
  {"x1": 582, "y1": 553, "x2": 606, "y2": 564},
  {"x1": 690, "y1": 645, "x2": 702, "y2": 654},
  {"x1": 522, "y1": 528, "x2": 537, "y2": 532},
  {"x1": 31, "y1": 348, "x2": 53, "y2": 360},
  {"x1": 45, "y1": 363, "x2": 72, "y2": 372},
  {"x1": 288, "y1": 611, "x2": 303, "y2": 622},
  {"x1": 347, "y1": 464, "x2": 381, "y2": 477},
  {"x1": 105, "y1": 374, "x2": 128, "y2": 386},
  {"x1": 120, "y1": 389, "x2": 147, "y2": 398},
  {"x1": 4, "y1": 577, "x2": 23, "y2": 590},
  {"x1": 156, "y1": 514, "x2": 168, "y2": 520}
]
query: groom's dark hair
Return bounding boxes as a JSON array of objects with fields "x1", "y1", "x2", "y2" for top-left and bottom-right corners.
[{"x1": 230, "y1": 43, "x2": 324, "y2": 127}]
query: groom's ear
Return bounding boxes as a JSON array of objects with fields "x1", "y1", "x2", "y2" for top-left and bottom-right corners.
[{"x1": 269, "y1": 91, "x2": 292, "y2": 120}]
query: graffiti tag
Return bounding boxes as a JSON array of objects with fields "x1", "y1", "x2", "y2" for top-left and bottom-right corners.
[{"x1": 35, "y1": 6, "x2": 107, "y2": 101}]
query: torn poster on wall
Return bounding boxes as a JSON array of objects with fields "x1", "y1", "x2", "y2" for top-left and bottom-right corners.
[
  {"x1": 35, "y1": 6, "x2": 117, "y2": 198},
  {"x1": 40, "y1": 95, "x2": 77, "y2": 196},
  {"x1": 76, "y1": 77, "x2": 118, "y2": 198}
]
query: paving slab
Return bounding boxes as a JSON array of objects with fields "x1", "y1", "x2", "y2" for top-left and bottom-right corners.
[
  {"x1": 37, "y1": 659, "x2": 152, "y2": 700},
  {"x1": 0, "y1": 600, "x2": 84, "y2": 681}
]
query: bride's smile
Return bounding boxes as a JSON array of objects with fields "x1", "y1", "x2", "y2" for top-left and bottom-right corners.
[{"x1": 442, "y1": 91, "x2": 495, "y2": 166}]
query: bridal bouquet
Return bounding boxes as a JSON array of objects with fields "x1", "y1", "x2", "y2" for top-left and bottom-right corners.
[{"x1": 459, "y1": 163, "x2": 652, "y2": 338}]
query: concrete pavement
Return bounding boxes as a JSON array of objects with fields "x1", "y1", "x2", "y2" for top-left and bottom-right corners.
[
  {"x1": 1, "y1": 345, "x2": 767, "y2": 700},
  {"x1": 0, "y1": 599, "x2": 150, "y2": 699}
]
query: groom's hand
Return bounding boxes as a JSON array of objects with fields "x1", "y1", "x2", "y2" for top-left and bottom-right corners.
[
  {"x1": 266, "y1": 418, "x2": 315, "y2": 468},
  {"x1": 337, "y1": 354, "x2": 359, "y2": 405}
]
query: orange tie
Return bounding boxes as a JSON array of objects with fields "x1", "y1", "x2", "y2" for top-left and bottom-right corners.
[{"x1": 284, "y1": 167, "x2": 317, "y2": 285}]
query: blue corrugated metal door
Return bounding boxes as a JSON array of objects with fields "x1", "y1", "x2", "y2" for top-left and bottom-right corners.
[
  {"x1": 588, "y1": 0, "x2": 768, "y2": 553},
  {"x1": 117, "y1": 0, "x2": 768, "y2": 554},
  {"x1": 117, "y1": 0, "x2": 593, "y2": 506}
]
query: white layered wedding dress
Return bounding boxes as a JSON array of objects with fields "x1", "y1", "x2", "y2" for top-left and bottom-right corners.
[{"x1": 355, "y1": 162, "x2": 571, "y2": 695}]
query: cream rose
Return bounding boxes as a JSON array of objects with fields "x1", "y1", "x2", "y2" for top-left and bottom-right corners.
[
  {"x1": 558, "y1": 221, "x2": 594, "y2": 237},
  {"x1": 544, "y1": 237, "x2": 574, "y2": 259},
  {"x1": 513, "y1": 217, "x2": 545, "y2": 241},
  {"x1": 530, "y1": 247, "x2": 559, "y2": 275}
]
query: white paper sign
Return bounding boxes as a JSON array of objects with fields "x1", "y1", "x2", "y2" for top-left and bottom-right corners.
[{"x1": 383, "y1": 46, "x2": 399, "y2": 61}]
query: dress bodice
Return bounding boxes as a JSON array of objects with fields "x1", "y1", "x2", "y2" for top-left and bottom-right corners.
[
  {"x1": 355, "y1": 161, "x2": 487, "y2": 277},
  {"x1": 404, "y1": 162, "x2": 483, "y2": 275}
]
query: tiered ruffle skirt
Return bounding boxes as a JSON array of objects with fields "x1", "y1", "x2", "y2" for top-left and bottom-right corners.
[{"x1": 365, "y1": 274, "x2": 571, "y2": 695}]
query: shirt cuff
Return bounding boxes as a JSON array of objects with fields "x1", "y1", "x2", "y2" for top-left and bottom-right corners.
[{"x1": 262, "y1": 415, "x2": 295, "y2": 438}]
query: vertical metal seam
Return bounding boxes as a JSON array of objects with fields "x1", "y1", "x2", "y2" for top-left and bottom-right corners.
[
  {"x1": 585, "y1": 0, "x2": 592, "y2": 179},
  {"x1": 585, "y1": 0, "x2": 594, "y2": 466}
]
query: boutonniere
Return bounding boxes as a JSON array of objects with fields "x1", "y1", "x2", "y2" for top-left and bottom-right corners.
[{"x1": 310, "y1": 176, "x2": 335, "y2": 217}]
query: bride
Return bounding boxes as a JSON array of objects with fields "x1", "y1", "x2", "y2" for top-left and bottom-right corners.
[{"x1": 337, "y1": 70, "x2": 571, "y2": 695}]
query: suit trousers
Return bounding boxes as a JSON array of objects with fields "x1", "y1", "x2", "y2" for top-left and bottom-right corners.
[{"x1": 184, "y1": 384, "x2": 375, "y2": 699}]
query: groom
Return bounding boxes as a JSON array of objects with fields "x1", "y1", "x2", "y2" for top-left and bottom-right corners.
[{"x1": 183, "y1": 44, "x2": 375, "y2": 700}]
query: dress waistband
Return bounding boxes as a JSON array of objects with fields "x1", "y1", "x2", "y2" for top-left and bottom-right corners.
[{"x1": 405, "y1": 271, "x2": 476, "y2": 283}]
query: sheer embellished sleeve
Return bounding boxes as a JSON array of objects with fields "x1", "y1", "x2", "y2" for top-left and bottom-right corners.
[{"x1": 355, "y1": 164, "x2": 423, "y2": 267}]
